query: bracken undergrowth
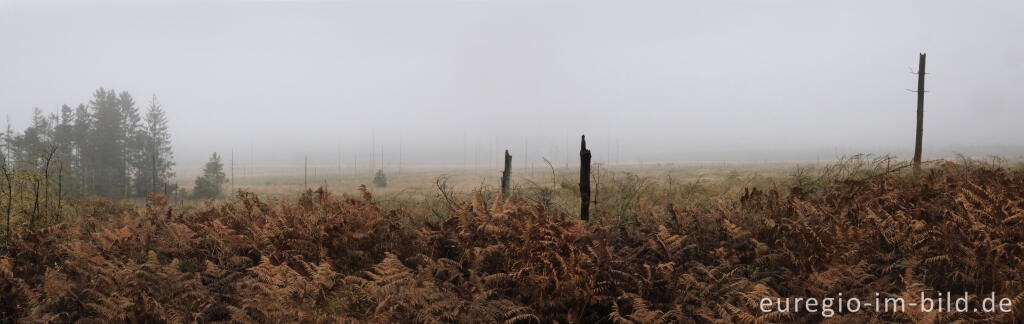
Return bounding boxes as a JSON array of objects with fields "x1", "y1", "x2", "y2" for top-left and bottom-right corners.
[{"x1": 1, "y1": 163, "x2": 1023, "y2": 323}]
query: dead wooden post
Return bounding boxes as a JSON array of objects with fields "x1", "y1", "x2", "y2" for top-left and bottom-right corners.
[
  {"x1": 501, "y1": 150, "x2": 512, "y2": 196},
  {"x1": 913, "y1": 53, "x2": 926, "y2": 169},
  {"x1": 579, "y1": 135, "x2": 591, "y2": 221}
]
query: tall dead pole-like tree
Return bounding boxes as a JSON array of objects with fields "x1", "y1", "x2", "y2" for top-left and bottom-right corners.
[
  {"x1": 399, "y1": 134, "x2": 403, "y2": 175},
  {"x1": 2, "y1": 161, "x2": 12, "y2": 244},
  {"x1": 912, "y1": 53, "x2": 927, "y2": 169},
  {"x1": 56, "y1": 164, "x2": 62, "y2": 221},
  {"x1": 374, "y1": 128, "x2": 378, "y2": 176},
  {"x1": 616, "y1": 139, "x2": 620, "y2": 165},
  {"x1": 249, "y1": 137, "x2": 254, "y2": 178},
  {"x1": 42, "y1": 147, "x2": 56, "y2": 222},
  {"x1": 501, "y1": 150, "x2": 512, "y2": 196},
  {"x1": 304, "y1": 155, "x2": 308, "y2": 190},
  {"x1": 463, "y1": 131, "x2": 467, "y2": 173},
  {"x1": 579, "y1": 135, "x2": 591, "y2": 221}
]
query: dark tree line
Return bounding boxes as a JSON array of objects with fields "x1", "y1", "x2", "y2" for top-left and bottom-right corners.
[{"x1": 0, "y1": 88, "x2": 175, "y2": 199}]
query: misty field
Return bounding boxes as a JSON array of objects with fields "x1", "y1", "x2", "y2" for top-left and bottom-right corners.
[
  {"x1": 168, "y1": 161, "x2": 818, "y2": 209},
  {"x1": 2, "y1": 156, "x2": 1023, "y2": 323},
  {"x1": 5, "y1": 0, "x2": 1024, "y2": 322}
]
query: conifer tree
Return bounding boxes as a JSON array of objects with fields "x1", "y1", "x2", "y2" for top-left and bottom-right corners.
[
  {"x1": 10, "y1": 108, "x2": 52, "y2": 167},
  {"x1": 72, "y1": 104, "x2": 93, "y2": 194},
  {"x1": 119, "y1": 91, "x2": 145, "y2": 196},
  {"x1": 1, "y1": 115, "x2": 11, "y2": 167},
  {"x1": 89, "y1": 88, "x2": 126, "y2": 198},
  {"x1": 139, "y1": 95, "x2": 175, "y2": 195},
  {"x1": 53, "y1": 105, "x2": 76, "y2": 195},
  {"x1": 194, "y1": 152, "x2": 226, "y2": 199},
  {"x1": 373, "y1": 169, "x2": 387, "y2": 188}
]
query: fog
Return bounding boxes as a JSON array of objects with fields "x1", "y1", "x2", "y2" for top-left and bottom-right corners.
[{"x1": 2, "y1": 0, "x2": 1022, "y2": 168}]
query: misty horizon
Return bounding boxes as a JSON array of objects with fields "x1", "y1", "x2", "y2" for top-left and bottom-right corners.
[{"x1": 3, "y1": 0, "x2": 1022, "y2": 167}]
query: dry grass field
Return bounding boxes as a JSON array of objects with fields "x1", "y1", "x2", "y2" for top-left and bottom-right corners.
[{"x1": 172, "y1": 160, "x2": 829, "y2": 203}]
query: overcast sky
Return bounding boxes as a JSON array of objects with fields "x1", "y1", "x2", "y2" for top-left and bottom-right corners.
[{"x1": 1, "y1": 0, "x2": 1022, "y2": 167}]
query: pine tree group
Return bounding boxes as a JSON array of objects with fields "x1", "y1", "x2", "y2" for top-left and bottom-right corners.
[{"x1": 1, "y1": 88, "x2": 176, "y2": 198}]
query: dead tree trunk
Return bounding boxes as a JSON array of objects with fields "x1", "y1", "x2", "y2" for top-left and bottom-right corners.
[
  {"x1": 2, "y1": 163, "x2": 12, "y2": 244},
  {"x1": 41, "y1": 147, "x2": 55, "y2": 220},
  {"x1": 30, "y1": 178, "x2": 39, "y2": 230},
  {"x1": 56, "y1": 164, "x2": 63, "y2": 222},
  {"x1": 501, "y1": 150, "x2": 512, "y2": 196},
  {"x1": 913, "y1": 53, "x2": 926, "y2": 169},
  {"x1": 579, "y1": 135, "x2": 591, "y2": 221}
]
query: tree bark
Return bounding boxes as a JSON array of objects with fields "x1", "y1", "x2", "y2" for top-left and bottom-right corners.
[{"x1": 580, "y1": 135, "x2": 591, "y2": 221}]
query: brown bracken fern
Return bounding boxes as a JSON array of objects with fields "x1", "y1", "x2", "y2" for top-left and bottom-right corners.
[{"x1": 0, "y1": 162, "x2": 1021, "y2": 323}]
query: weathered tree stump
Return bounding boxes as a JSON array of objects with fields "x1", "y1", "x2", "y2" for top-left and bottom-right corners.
[{"x1": 501, "y1": 149, "x2": 512, "y2": 197}]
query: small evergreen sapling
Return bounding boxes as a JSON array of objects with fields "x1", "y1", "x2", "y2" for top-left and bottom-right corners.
[{"x1": 373, "y1": 169, "x2": 387, "y2": 188}]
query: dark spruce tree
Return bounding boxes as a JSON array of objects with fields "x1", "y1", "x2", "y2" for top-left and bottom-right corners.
[
  {"x1": 71, "y1": 103, "x2": 92, "y2": 195},
  {"x1": 373, "y1": 169, "x2": 387, "y2": 188},
  {"x1": 119, "y1": 91, "x2": 148, "y2": 197},
  {"x1": 88, "y1": 88, "x2": 127, "y2": 198},
  {"x1": 2, "y1": 116, "x2": 12, "y2": 167},
  {"x1": 138, "y1": 95, "x2": 175, "y2": 195},
  {"x1": 54, "y1": 105, "x2": 74, "y2": 165},
  {"x1": 53, "y1": 105, "x2": 75, "y2": 196},
  {"x1": 9, "y1": 108, "x2": 51, "y2": 167},
  {"x1": 193, "y1": 152, "x2": 227, "y2": 199}
]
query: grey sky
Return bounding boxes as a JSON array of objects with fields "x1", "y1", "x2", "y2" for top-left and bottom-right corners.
[{"x1": 1, "y1": 0, "x2": 1022, "y2": 167}]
